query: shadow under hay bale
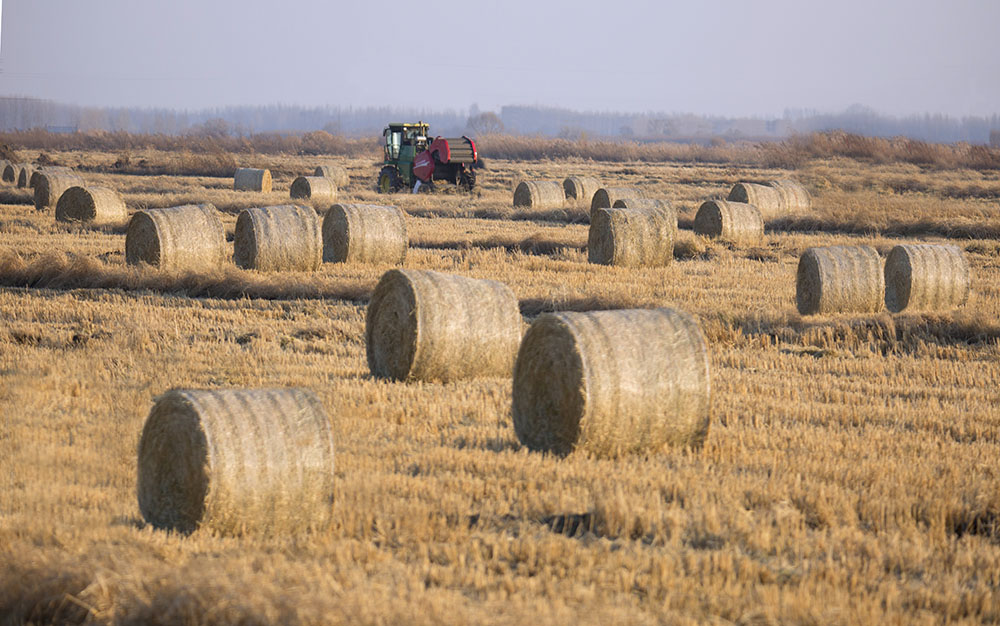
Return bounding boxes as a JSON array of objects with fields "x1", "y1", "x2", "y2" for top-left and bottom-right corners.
[
  {"x1": 796, "y1": 245, "x2": 884, "y2": 315},
  {"x1": 563, "y1": 176, "x2": 601, "y2": 205},
  {"x1": 512, "y1": 307, "x2": 711, "y2": 457},
  {"x1": 591, "y1": 186, "x2": 646, "y2": 214},
  {"x1": 290, "y1": 176, "x2": 338, "y2": 203},
  {"x1": 136, "y1": 387, "x2": 335, "y2": 535},
  {"x1": 234, "y1": 205, "x2": 322, "y2": 272},
  {"x1": 884, "y1": 243, "x2": 970, "y2": 313},
  {"x1": 693, "y1": 200, "x2": 763, "y2": 244},
  {"x1": 322, "y1": 203, "x2": 407, "y2": 264},
  {"x1": 126, "y1": 204, "x2": 228, "y2": 271},
  {"x1": 314, "y1": 165, "x2": 349, "y2": 187},
  {"x1": 513, "y1": 180, "x2": 565, "y2": 209},
  {"x1": 55, "y1": 186, "x2": 127, "y2": 225},
  {"x1": 33, "y1": 171, "x2": 84, "y2": 211},
  {"x1": 233, "y1": 167, "x2": 273, "y2": 193},
  {"x1": 588, "y1": 206, "x2": 674, "y2": 267},
  {"x1": 366, "y1": 269, "x2": 522, "y2": 382}
]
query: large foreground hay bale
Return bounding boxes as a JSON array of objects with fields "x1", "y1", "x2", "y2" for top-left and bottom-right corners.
[
  {"x1": 513, "y1": 180, "x2": 565, "y2": 209},
  {"x1": 884, "y1": 244, "x2": 970, "y2": 313},
  {"x1": 366, "y1": 269, "x2": 521, "y2": 382},
  {"x1": 322, "y1": 203, "x2": 407, "y2": 264},
  {"x1": 233, "y1": 167, "x2": 273, "y2": 193},
  {"x1": 693, "y1": 200, "x2": 764, "y2": 243},
  {"x1": 126, "y1": 204, "x2": 227, "y2": 271},
  {"x1": 33, "y1": 171, "x2": 84, "y2": 211},
  {"x1": 136, "y1": 387, "x2": 335, "y2": 535},
  {"x1": 314, "y1": 165, "x2": 349, "y2": 187},
  {"x1": 16, "y1": 164, "x2": 36, "y2": 188},
  {"x1": 591, "y1": 186, "x2": 646, "y2": 213},
  {"x1": 290, "y1": 176, "x2": 338, "y2": 203},
  {"x1": 588, "y1": 206, "x2": 674, "y2": 267},
  {"x1": 611, "y1": 198, "x2": 678, "y2": 239},
  {"x1": 770, "y1": 179, "x2": 811, "y2": 212},
  {"x1": 234, "y1": 205, "x2": 322, "y2": 272},
  {"x1": 796, "y1": 245, "x2": 884, "y2": 315},
  {"x1": 55, "y1": 186, "x2": 127, "y2": 225},
  {"x1": 512, "y1": 307, "x2": 711, "y2": 457},
  {"x1": 563, "y1": 176, "x2": 601, "y2": 205},
  {"x1": 1, "y1": 162, "x2": 14, "y2": 183}
]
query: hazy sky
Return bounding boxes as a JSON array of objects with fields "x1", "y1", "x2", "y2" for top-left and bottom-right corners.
[{"x1": 1, "y1": 0, "x2": 998, "y2": 117}]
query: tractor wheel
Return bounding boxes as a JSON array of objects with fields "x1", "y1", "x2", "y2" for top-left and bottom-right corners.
[
  {"x1": 377, "y1": 166, "x2": 402, "y2": 193},
  {"x1": 459, "y1": 167, "x2": 476, "y2": 192}
]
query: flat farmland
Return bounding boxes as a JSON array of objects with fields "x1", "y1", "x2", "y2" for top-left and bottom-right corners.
[{"x1": 1, "y1": 145, "x2": 999, "y2": 624}]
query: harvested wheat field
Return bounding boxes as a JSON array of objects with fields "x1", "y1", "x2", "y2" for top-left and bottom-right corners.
[{"x1": 1, "y1": 137, "x2": 999, "y2": 625}]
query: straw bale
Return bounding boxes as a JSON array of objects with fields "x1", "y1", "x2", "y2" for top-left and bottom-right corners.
[
  {"x1": 769, "y1": 179, "x2": 811, "y2": 212},
  {"x1": 55, "y1": 185, "x2": 127, "y2": 225},
  {"x1": 233, "y1": 168, "x2": 273, "y2": 193},
  {"x1": 727, "y1": 182, "x2": 783, "y2": 219},
  {"x1": 314, "y1": 165, "x2": 349, "y2": 187},
  {"x1": 126, "y1": 204, "x2": 227, "y2": 271},
  {"x1": 562, "y1": 176, "x2": 601, "y2": 205},
  {"x1": 884, "y1": 244, "x2": 970, "y2": 313},
  {"x1": 588, "y1": 206, "x2": 674, "y2": 267},
  {"x1": 513, "y1": 180, "x2": 565, "y2": 209},
  {"x1": 512, "y1": 307, "x2": 711, "y2": 457},
  {"x1": 366, "y1": 269, "x2": 522, "y2": 382},
  {"x1": 16, "y1": 164, "x2": 36, "y2": 188},
  {"x1": 796, "y1": 245, "x2": 884, "y2": 315},
  {"x1": 1, "y1": 162, "x2": 14, "y2": 183},
  {"x1": 29, "y1": 165, "x2": 73, "y2": 189},
  {"x1": 591, "y1": 186, "x2": 646, "y2": 213},
  {"x1": 136, "y1": 387, "x2": 335, "y2": 535},
  {"x1": 233, "y1": 205, "x2": 322, "y2": 272},
  {"x1": 290, "y1": 176, "x2": 338, "y2": 203},
  {"x1": 322, "y1": 203, "x2": 407, "y2": 264},
  {"x1": 33, "y1": 171, "x2": 84, "y2": 211},
  {"x1": 692, "y1": 200, "x2": 764, "y2": 243}
]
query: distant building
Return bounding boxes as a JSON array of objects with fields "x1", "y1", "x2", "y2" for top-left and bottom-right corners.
[{"x1": 45, "y1": 125, "x2": 78, "y2": 134}]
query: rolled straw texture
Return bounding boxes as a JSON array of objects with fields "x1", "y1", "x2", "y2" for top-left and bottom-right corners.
[
  {"x1": 588, "y1": 206, "x2": 674, "y2": 267},
  {"x1": 512, "y1": 307, "x2": 711, "y2": 457},
  {"x1": 1, "y1": 162, "x2": 14, "y2": 183},
  {"x1": 34, "y1": 171, "x2": 84, "y2": 211},
  {"x1": 136, "y1": 387, "x2": 335, "y2": 535},
  {"x1": 30, "y1": 166, "x2": 73, "y2": 189},
  {"x1": 366, "y1": 269, "x2": 522, "y2": 382},
  {"x1": 513, "y1": 180, "x2": 565, "y2": 209},
  {"x1": 591, "y1": 186, "x2": 646, "y2": 213},
  {"x1": 692, "y1": 200, "x2": 764, "y2": 243},
  {"x1": 314, "y1": 165, "x2": 349, "y2": 187},
  {"x1": 322, "y1": 203, "x2": 407, "y2": 264},
  {"x1": 233, "y1": 205, "x2": 322, "y2": 272},
  {"x1": 796, "y1": 245, "x2": 884, "y2": 315},
  {"x1": 233, "y1": 168, "x2": 273, "y2": 193},
  {"x1": 727, "y1": 182, "x2": 783, "y2": 219},
  {"x1": 55, "y1": 186, "x2": 127, "y2": 225},
  {"x1": 769, "y1": 179, "x2": 811, "y2": 212},
  {"x1": 563, "y1": 176, "x2": 601, "y2": 204},
  {"x1": 126, "y1": 204, "x2": 227, "y2": 271},
  {"x1": 884, "y1": 244, "x2": 970, "y2": 313},
  {"x1": 17, "y1": 164, "x2": 36, "y2": 188},
  {"x1": 290, "y1": 176, "x2": 338, "y2": 203}
]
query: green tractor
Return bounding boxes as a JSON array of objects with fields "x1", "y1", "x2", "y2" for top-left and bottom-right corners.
[{"x1": 377, "y1": 122, "x2": 479, "y2": 193}]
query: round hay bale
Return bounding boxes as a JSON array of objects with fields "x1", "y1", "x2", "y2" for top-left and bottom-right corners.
[
  {"x1": 591, "y1": 186, "x2": 646, "y2": 213},
  {"x1": 16, "y1": 164, "x2": 36, "y2": 189},
  {"x1": 727, "y1": 182, "x2": 784, "y2": 219},
  {"x1": 29, "y1": 166, "x2": 73, "y2": 189},
  {"x1": 884, "y1": 244, "x2": 970, "y2": 313},
  {"x1": 126, "y1": 204, "x2": 227, "y2": 271},
  {"x1": 769, "y1": 179, "x2": 811, "y2": 212},
  {"x1": 55, "y1": 185, "x2": 127, "y2": 225},
  {"x1": 322, "y1": 203, "x2": 407, "y2": 264},
  {"x1": 33, "y1": 171, "x2": 84, "y2": 211},
  {"x1": 314, "y1": 165, "x2": 349, "y2": 187},
  {"x1": 692, "y1": 200, "x2": 764, "y2": 243},
  {"x1": 233, "y1": 167, "x2": 273, "y2": 193},
  {"x1": 366, "y1": 269, "x2": 522, "y2": 382},
  {"x1": 290, "y1": 176, "x2": 338, "y2": 203},
  {"x1": 233, "y1": 205, "x2": 322, "y2": 272},
  {"x1": 562, "y1": 176, "x2": 601, "y2": 204},
  {"x1": 513, "y1": 180, "x2": 565, "y2": 209},
  {"x1": 1, "y1": 162, "x2": 15, "y2": 183},
  {"x1": 512, "y1": 307, "x2": 711, "y2": 457},
  {"x1": 796, "y1": 245, "x2": 884, "y2": 315},
  {"x1": 136, "y1": 387, "x2": 335, "y2": 535},
  {"x1": 588, "y1": 206, "x2": 674, "y2": 267},
  {"x1": 611, "y1": 197, "x2": 665, "y2": 210}
]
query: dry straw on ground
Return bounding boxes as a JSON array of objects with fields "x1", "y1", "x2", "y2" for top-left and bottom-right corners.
[
  {"x1": 796, "y1": 245, "x2": 884, "y2": 315},
  {"x1": 512, "y1": 307, "x2": 711, "y2": 457},
  {"x1": 693, "y1": 200, "x2": 764, "y2": 243},
  {"x1": 126, "y1": 204, "x2": 228, "y2": 272},
  {"x1": 591, "y1": 186, "x2": 647, "y2": 213},
  {"x1": 728, "y1": 179, "x2": 810, "y2": 218},
  {"x1": 588, "y1": 206, "x2": 674, "y2": 267},
  {"x1": 33, "y1": 171, "x2": 84, "y2": 211},
  {"x1": 314, "y1": 165, "x2": 349, "y2": 187},
  {"x1": 884, "y1": 243, "x2": 970, "y2": 313},
  {"x1": 322, "y1": 203, "x2": 407, "y2": 264},
  {"x1": 366, "y1": 269, "x2": 522, "y2": 382},
  {"x1": 16, "y1": 164, "x2": 36, "y2": 188},
  {"x1": 562, "y1": 176, "x2": 601, "y2": 205},
  {"x1": 233, "y1": 205, "x2": 322, "y2": 272},
  {"x1": 55, "y1": 186, "x2": 127, "y2": 225},
  {"x1": 233, "y1": 168, "x2": 273, "y2": 193},
  {"x1": 136, "y1": 387, "x2": 335, "y2": 535},
  {"x1": 290, "y1": 176, "x2": 338, "y2": 203},
  {"x1": 1, "y1": 162, "x2": 15, "y2": 183},
  {"x1": 513, "y1": 180, "x2": 565, "y2": 209}
]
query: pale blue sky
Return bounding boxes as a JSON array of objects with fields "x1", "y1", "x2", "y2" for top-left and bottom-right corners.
[{"x1": 1, "y1": 0, "x2": 998, "y2": 116}]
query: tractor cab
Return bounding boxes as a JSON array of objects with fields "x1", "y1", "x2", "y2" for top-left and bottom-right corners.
[{"x1": 383, "y1": 122, "x2": 429, "y2": 162}]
